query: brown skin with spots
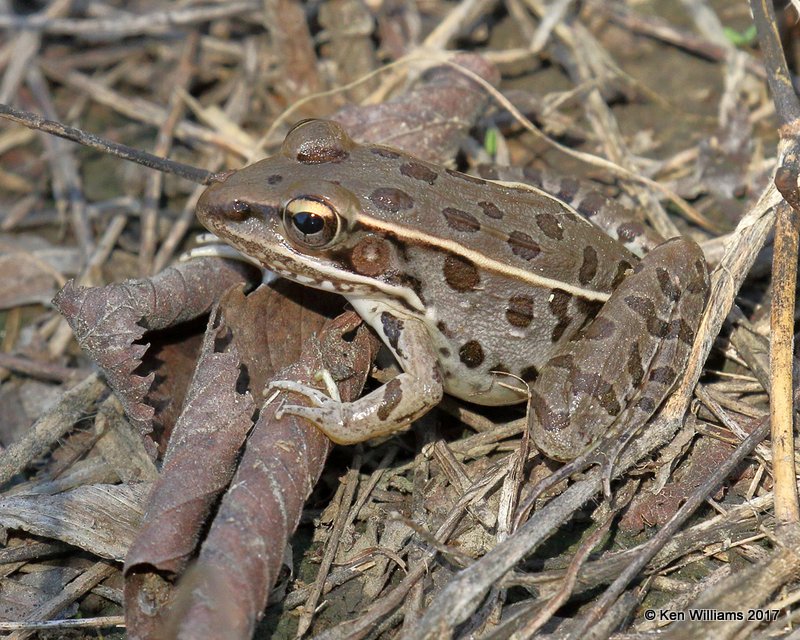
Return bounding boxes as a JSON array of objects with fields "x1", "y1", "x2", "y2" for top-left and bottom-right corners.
[
  {"x1": 528, "y1": 238, "x2": 708, "y2": 461},
  {"x1": 196, "y1": 119, "x2": 708, "y2": 457},
  {"x1": 476, "y1": 163, "x2": 665, "y2": 257}
]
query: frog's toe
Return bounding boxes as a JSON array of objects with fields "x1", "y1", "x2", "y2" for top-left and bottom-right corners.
[
  {"x1": 275, "y1": 400, "x2": 346, "y2": 440},
  {"x1": 269, "y1": 380, "x2": 330, "y2": 406},
  {"x1": 276, "y1": 403, "x2": 324, "y2": 423}
]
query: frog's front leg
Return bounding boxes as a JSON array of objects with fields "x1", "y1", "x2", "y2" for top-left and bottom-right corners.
[
  {"x1": 530, "y1": 237, "x2": 709, "y2": 462},
  {"x1": 270, "y1": 315, "x2": 443, "y2": 445}
]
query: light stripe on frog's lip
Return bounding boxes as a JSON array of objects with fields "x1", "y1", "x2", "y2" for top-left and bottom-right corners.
[
  {"x1": 214, "y1": 227, "x2": 429, "y2": 311},
  {"x1": 352, "y1": 213, "x2": 614, "y2": 302}
]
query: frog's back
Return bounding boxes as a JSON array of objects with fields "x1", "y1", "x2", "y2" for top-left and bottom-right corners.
[{"x1": 342, "y1": 143, "x2": 636, "y2": 297}]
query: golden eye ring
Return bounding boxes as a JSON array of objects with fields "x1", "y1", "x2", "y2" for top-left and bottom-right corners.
[{"x1": 282, "y1": 196, "x2": 340, "y2": 248}]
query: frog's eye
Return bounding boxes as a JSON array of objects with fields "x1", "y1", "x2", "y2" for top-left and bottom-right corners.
[{"x1": 282, "y1": 196, "x2": 341, "y2": 248}]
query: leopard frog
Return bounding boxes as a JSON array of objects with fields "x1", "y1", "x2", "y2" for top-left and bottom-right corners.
[{"x1": 196, "y1": 119, "x2": 709, "y2": 459}]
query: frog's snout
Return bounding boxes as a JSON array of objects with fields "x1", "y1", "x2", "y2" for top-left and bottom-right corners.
[
  {"x1": 195, "y1": 181, "x2": 228, "y2": 229},
  {"x1": 196, "y1": 181, "x2": 281, "y2": 232}
]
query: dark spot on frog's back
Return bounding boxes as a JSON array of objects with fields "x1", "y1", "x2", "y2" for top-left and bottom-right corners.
[
  {"x1": 576, "y1": 190, "x2": 607, "y2": 218},
  {"x1": 573, "y1": 370, "x2": 620, "y2": 416},
  {"x1": 400, "y1": 161, "x2": 438, "y2": 184},
  {"x1": 369, "y1": 187, "x2": 413, "y2": 213},
  {"x1": 688, "y1": 271, "x2": 708, "y2": 295},
  {"x1": 459, "y1": 340, "x2": 484, "y2": 368},
  {"x1": 478, "y1": 201, "x2": 503, "y2": 220},
  {"x1": 506, "y1": 295, "x2": 535, "y2": 328},
  {"x1": 625, "y1": 295, "x2": 668, "y2": 337},
  {"x1": 443, "y1": 254, "x2": 480, "y2": 292},
  {"x1": 380, "y1": 312, "x2": 404, "y2": 350},
  {"x1": 549, "y1": 289, "x2": 572, "y2": 318},
  {"x1": 442, "y1": 208, "x2": 481, "y2": 233},
  {"x1": 549, "y1": 289, "x2": 573, "y2": 342},
  {"x1": 656, "y1": 267, "x2": 679, "y2": 300},
  {"x1": 624, "y1": 295, "x2": 655, "y2": 320},
  {"x1": 627, "y1": 343, "x2": 644, "y2": 386},
  {"x1": 507, "y1": 231, "x2": 541, "y2": 261},
  {"x1": 266, "y1": 174, "x2": 283, "y2": 185},
  {"x1": 372, "y1": 147, "x2": 401, "y2": 160},
  {"x1": 689, "y1": 261, "x2": 710, "y2": 295},
  {"x1": 669, "y1": 318, "x2": 695, "y2": 345},
  {"x1": 649, "y1": 366, "x2": 676, "y2": 385},
  {"x1": 694, "y1": 259, "x2": 707, "y2": 277},
  {"x1": 535, "y1": 213, "x2": 563, "y2": 240},
  {"x1": 579, "y1": 246, "x2": 598, "y2": 285}
]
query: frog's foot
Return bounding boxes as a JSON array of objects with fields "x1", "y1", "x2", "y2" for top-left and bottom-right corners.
[
  {"x1": 268, "y1": 317, "x2": 444, "y2": 445},
  {"x1": 598, "y1": 428, "x2": 643, "y2": 498},
  {"x1": 269, "y1": 379, "x2": 343, "y2": 431}
]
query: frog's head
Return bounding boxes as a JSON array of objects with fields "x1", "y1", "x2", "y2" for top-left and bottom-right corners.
[{"x1": 196, "y1": 119, "x2": 425, "y2": 311}]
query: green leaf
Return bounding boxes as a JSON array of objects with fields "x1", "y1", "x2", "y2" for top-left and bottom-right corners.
[
  {"x1": 484, "y1": 128, "x2": 498, "y2": 157},
  {"x1": 723, "y1": 24, "x2": 757, "y2": 47}
]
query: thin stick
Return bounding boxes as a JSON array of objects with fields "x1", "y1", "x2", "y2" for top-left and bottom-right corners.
[
  {"x1": 0, "y1": 104, "x2": 214, "y2": 185},
  {"x1": 0, "y1": 373, "x2": 106, "y2": 486},
  {"x1": 770, "y1": 193, "x2": 800, "y2": 524},
  {"x1": 750, "y1": 0, "x2": 800, "y2": 525},
  {"x1": 0, "y1": 616, "x2": 124, "y2": 631}
]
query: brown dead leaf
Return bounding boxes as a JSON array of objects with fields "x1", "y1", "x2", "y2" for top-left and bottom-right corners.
[
  {"x1": 335, "y1": 53, "x2": 500, "y2": 163},
  {"x1": 122, "y1": 280, "x2": 371, "y2": 638},
  {"x1": 619, "y1": 418, "x2": 762, "y2": 532},
  {"x1": 122, "y1": 279, "x2": 377, "y2": 639},
  {"x1": 53, "y1": 258, "x2": 260, "y2": 438},
  {"x1": 171, "y1": 311, "x2": 378, "y2": 639}
]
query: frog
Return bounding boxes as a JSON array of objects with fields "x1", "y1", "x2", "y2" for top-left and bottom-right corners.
[{"x1": 195, "y1": 119, "x2": 709, "y2": 460}]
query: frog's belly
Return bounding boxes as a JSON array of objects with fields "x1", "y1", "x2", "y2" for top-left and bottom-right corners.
[
  {"x1": 348, "y1": 286, "x2": 593, "y2": 407},
  {"x1": 429, "y1": 322, "x2": 534, "y2": 406}
]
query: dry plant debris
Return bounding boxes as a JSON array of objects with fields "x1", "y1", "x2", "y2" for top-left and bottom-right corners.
[{"x1": 0, "y1": 1, "x2": 796, "y2": 639}]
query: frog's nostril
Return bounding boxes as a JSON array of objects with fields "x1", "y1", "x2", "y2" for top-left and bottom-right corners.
[{"x1": 229, "y1": 199, "x2": 252, "y2": 222}]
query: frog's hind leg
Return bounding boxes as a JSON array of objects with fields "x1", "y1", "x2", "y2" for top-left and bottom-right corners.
[{"x1": 528, "y1": 237, "x2": 709, "y2": 475}]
